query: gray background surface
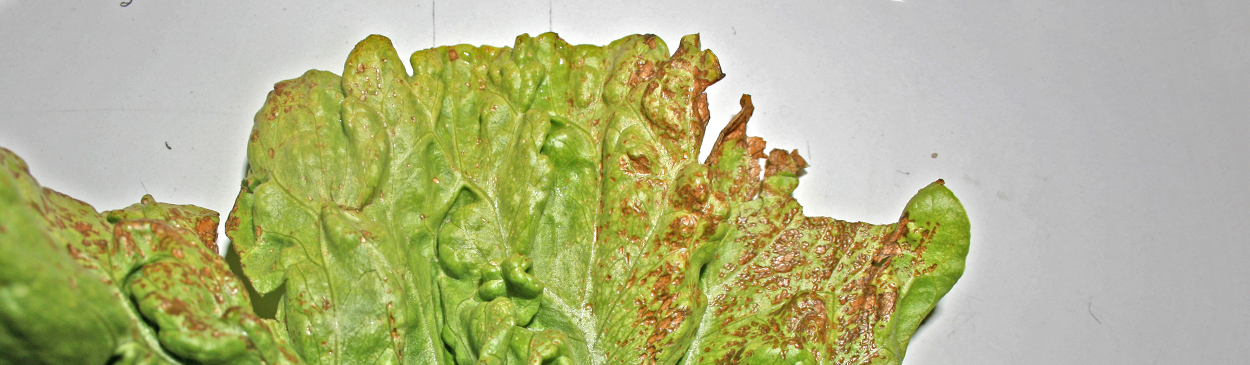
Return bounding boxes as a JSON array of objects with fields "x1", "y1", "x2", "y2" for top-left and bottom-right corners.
[{"x1": 2, "y1": 1, "x2": 1247, "y2": 363}]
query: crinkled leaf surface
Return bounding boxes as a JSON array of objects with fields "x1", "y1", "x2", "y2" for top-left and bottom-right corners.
[
  {"x1": 684, "y1": 99, "x2": 970, "y2": 364},
  {"x1": 226, "y1": 33, "x2": 970, "y2": 365},
  {"x1": 0, "y1": 148, "x2": 302, "y2": 365}
]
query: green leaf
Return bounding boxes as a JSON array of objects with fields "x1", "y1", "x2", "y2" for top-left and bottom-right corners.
[
  {"x1": 0, "y1": 149, "x2": 134, "y2": 365},
  {"x1": 227, "y1": 33, "x2": 714, "y2": 364},
  {"x1": 219, "y1": 32, "x2": 970, "y2": 365},
  {"x1": 683, "y1": 98, "x2": 970, "y2": 363},
  {"x1": 0, "y1": 31, "x2": 971, "y2": 364},
  {"x1": 0, "y1": 148, "x2": 302, "y2": 365}
]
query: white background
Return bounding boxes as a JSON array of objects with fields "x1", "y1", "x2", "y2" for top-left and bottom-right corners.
[{"x1": 2, "y1": 1, "x2": 1248, "y2": 363}]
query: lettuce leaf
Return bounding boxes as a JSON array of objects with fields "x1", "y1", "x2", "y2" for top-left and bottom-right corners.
[
  {"x1": 686, "y1": 100, "x2": 969, "y2": 363},
  {"x1": 0, "y1": 32, "x2": 968, "y2": 365},
  {"x1": 0, "y1": 148, "x2": 302, "y2": 365},
  {"x1": 224, "y1": 33, "x2": 971, "y2": 365}
]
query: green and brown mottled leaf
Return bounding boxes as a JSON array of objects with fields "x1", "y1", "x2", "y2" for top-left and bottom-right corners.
[
  {"x1": 0, "y1": 148, "x2": 302, "y2": 365},
  {"x1": 1, "y1": 32, "x2": 969, "y2": 365},
  {"x1": 683, "y1": 97, "x2": 970, "y2": 364},
  {"x1": 226, "y1": 33, "x2": 969, "y2": 365}
]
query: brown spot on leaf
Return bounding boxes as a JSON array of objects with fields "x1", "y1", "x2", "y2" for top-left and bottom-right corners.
[
  {"x1": 628, "y1": 61, "x2": 655, "y2": 87},
  {"x1": 194, "y1": 217, "x2": 218, "y2": 251},
  {"x1": 72, "y1": 221, "x2": 95, "y2": 236},
  {"x1": 764, "y1": 149, "x2": 808, "y2": 177},
  {"x1": 224, "y1": 216, "x2": 240, "y2": 235},
  {"x1": 626, "y1": 153, "x2": 652, "y2": 175}
]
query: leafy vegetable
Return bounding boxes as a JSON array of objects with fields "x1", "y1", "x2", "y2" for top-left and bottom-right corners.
[
  {"x1": 0, "y1": 33, "x2": 969, "y2": 365},
  {"x1": 0, "y1": 149, "x2": 302, "y2": 364},
  {"x1": 228, "y1": 33, "x2": 970, "y2": 365}
]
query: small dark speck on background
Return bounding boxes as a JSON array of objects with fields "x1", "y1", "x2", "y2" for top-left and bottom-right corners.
[
  {"x1": 931, "y1": 153, "x2": 938, "y2": 158},
  {"x1": 165, "y1": 142, "x2": 171, "y2": 150},
  {"x1": 120, "y1": 0, "x2": 132, "y2": 7}
]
